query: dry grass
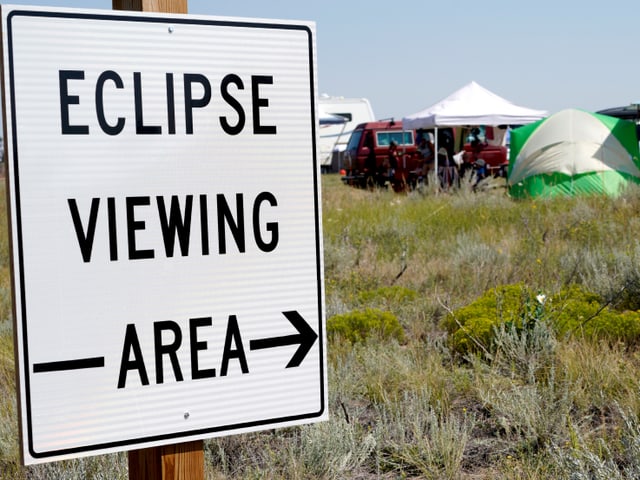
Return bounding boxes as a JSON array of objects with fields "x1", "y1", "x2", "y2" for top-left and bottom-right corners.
[{"x1": 3, "y1": 176, "x2": 640, "y2": 478}]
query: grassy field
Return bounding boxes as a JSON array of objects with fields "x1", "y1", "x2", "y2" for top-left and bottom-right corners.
[{"x1": 3, "y1": 174, "x2": 640, "y2": 478}]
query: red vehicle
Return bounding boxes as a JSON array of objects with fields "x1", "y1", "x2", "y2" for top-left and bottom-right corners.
[
  {"x1": 342, "y1": 120, "x2": 423, "y2": 191},
  {"x1": 342, "y1": 122, "x2": 508, "y2": 190},
  {"x1": 458, "y1": 126, "x2": 509, "y2": 177}
]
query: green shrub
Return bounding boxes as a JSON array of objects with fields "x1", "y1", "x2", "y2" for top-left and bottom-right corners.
[
  {"x1": 445, "y1": 283, "x2": 640, "y2": 356},
  {"x1": 327, "y1": 308, "x2": 405, "y2": 344},
  {"x1": 450, "y1": 316, "x2": 496, "y2": 356},
  {"x1": 443, "y1": 283, "x2": 543, "y2": 355},
  {"x1": 552, "y1": 285, "x2": 640, "y2": 345}
]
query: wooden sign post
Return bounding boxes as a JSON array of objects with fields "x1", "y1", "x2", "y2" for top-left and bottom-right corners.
[
  {"x1": 113, "y1": 0, "x2": 187, "y2": 13},
  {"x1": 110, "y1": 2, "x2": 204, "y2": 480},
  {"x1": 128, "y1": 440, "x2": 204, "y2": 480}
]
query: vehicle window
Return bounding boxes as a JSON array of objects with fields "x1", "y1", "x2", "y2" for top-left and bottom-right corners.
[
  {"x1": 376, "y1": 131, "x2": 414, "y2": 147},
  {"x1": 334, "y1": 113, "x2": 352, "y2": 122},
  {"x1": 400, "y1": 131, "x2": 414, "y2": 145},
  {"x1": 346, "y1": 130, "x2": 362, "y2": 151},
  {"x1": 376, "y1": 132, "x2": 389, "y2": 147}
]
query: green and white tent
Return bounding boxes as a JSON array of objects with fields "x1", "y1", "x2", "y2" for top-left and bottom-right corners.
[{"x1": 508, "y1": 109, "x2": 640, "y2": 198}]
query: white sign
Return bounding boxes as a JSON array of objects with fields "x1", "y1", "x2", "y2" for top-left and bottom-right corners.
[{"x1": 1, "y1": 5, "x2": 326, "y2": 464}]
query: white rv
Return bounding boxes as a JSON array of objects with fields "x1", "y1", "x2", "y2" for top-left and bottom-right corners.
[{"x1": 318, "y1": 95, "x2": 375, "y2": 173}]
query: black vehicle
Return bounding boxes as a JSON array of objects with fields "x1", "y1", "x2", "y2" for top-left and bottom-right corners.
[{"x1": 597, "y1": 104, "x2": 640, "y2": 140}]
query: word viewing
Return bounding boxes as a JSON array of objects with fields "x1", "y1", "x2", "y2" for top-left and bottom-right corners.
[{"x1": 68, "y1": 192, "x2": 279, "y2": 262}]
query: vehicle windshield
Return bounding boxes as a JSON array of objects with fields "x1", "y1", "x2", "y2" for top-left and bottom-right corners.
[{"x1": 345, "y1": 130, "x2": 362, "y2": 152}]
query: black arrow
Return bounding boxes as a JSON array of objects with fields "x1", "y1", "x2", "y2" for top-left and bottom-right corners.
[{"x1": 249, "y1": 311, "x2": 318, "y2": 368}]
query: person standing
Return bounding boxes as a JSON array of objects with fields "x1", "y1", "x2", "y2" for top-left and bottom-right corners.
[
  {"x1": 363, "y1": 132, "x2": 377, "y2": 188},
  {"x1": 383, "y1": 141, "x2": 400, "y2": 187},
  {"x1": 418, "y1": 133, "x2": 435, "y2": 182}
]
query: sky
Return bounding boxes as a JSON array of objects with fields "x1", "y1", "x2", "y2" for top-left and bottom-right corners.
[{"x1": 2, "y1": 0, "x2": 640, "y2": 120}]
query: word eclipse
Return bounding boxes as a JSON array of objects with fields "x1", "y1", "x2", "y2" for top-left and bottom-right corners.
[{"x1": 59, "y1": 70, "x2": 278, "y2": 136}]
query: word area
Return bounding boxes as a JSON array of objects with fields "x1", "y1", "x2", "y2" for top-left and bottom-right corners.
[{"x1": 118, "y1": 315, "x2": 248, "y2": 389}]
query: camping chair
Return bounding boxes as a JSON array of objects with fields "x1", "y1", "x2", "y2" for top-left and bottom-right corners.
[{"x1": 437, "y1": 147, "x2": 458, "y2": 189}]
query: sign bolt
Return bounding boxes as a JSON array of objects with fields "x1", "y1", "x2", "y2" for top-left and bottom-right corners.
[
  {"x1": 184, "y1": 412, "x2": 190, "y2": 420},
  {"x1": 168, "y1": 25, "x2": 174, "y2": 34}
]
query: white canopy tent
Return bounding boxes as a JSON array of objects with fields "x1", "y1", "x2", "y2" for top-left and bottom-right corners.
[
  {"x1": 402, "y1": 81, "x2": 548, "y2": 176},
  {"x1": 402, "y1": 81, "x2": 547, "y2": 129}
]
